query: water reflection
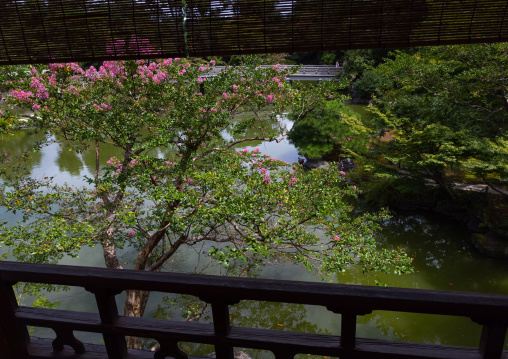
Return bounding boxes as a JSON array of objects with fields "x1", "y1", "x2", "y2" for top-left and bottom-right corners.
[
  {"x1": 1, "y1": 122, "x2": 508, "y2": 351},
  {"x1": 357, "y1": 311, "x2": 481, "y2": 347}
]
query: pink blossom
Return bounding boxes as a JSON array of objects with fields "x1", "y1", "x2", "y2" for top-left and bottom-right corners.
[
  {"x1": 243, "y1": 148, "x2": 249, "y2": 153},
  {"x1": 179, "y1": 69, "x2": 186, "y2": 75},
  {"x1": 201, "y1": 142, "x2": 206, "y2": 148},
  {"x1": 233, "y1": 84, "x2": 239, "y2": 91},
  {"x1": 266, "y1": 95, "x2": 274, "y2": 104},
  {"x1": 32, "y1": 104, "x2": 40, "y2": 111},
  {"x1": 340, "y1": 171, "x2": 346, "y2": 176},
  {"x1": 210, "y1": 60, "x2": 216, "y2": 66},
  {"x1": 222, "y1": 92, "x2": 230, "y2": 99},
  {"x1": 333, "y1": 236, "x2": 340, "y2": 241},
  {"x1": 329, "y1": 95, "x2": 334, "y2": 99},
  {"x1": 3, "y1": 153, "x2": 7, "y2": 157},
  {"x1": 162, "y1": 59, "x2": 173, "y2": 66},
  {"x1": 253, "y1": 147, "x2": 260, "y2": 152},
  {"x1": 289, "y1": 177, "x2": 297, "y2": 186},
  {"x1": 11, "y1": 90, "x2": 34, "y2": 102},
  {"x1": 127, "y1": 230, "x2": 135, "y2": 236},
  {"x1": 175, "y1": 58, "x2": 180, "y2": 61},
  {"x1": 197, "y1": 77, "x2": 203, "y2": 83},
  {"x1": 263, "y1": 175, "x2": 270, "y2": 184},
  {"x1": 178, "y1": 154, "x2": 183, "y2": 157},
  {"x1": 353, "y1": 186, "x2": 357, "y2": 190},
  {"x1": 260, "y1": 168, "x2": 267, "y2": 174},
  {"x1": 199, "y1": 66, "x2": 205, "y2": 72}
]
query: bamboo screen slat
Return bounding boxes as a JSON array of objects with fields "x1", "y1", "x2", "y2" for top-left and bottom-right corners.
[{"x1": 1, "y1": 0, "x2": 507, "y2": 65}]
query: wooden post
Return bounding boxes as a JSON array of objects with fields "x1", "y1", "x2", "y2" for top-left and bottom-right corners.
[
  {"x1": 90, "y1": 289, "x2": 128, "y2": 359},
  {"x1": 340, "y1": 312, "x2": 357, "y2": 349},
  {"x1": 479, "y1": 324, "x2": 507, "y2": 359},
  {"x1": 0, "y1": 279, "x2": 30, "y2": 359},
  {"x1": 210, "y1": 300, "x2": 234, "y2": 359}
]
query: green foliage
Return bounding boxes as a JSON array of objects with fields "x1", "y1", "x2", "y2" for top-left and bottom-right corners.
[
  {"x1": 351, "y1": 68, "x2": 384, "y2": 101},
  {"x1": 367, "y1": 44, "x2": 508, "y2": 198},
  {"x1": 362, "y1": 170, "x2": 427, "y2": 207},
  {"x1": 342, "y1": 49, "x2": 392, "y2": 78},
  {"x1": 288, "y1": 100, "x2": 370, "y2": 160}
]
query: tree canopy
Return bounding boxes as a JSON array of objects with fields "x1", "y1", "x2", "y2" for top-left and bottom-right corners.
[
  {"x1": 0, "y1": 56, "x2": 411, "y2": 347},
  {"x1": 367, "y1": 44, "x2": 508, "y2": 198}
]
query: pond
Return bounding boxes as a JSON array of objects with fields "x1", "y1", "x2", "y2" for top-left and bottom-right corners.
[{"x1": 1, "y1": 106, "x2": 507, "y2": 357}]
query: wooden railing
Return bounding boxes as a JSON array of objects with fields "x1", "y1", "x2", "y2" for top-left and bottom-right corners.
[{"x1": 0, "y1": 261, "x2": 507, "y2": 359}]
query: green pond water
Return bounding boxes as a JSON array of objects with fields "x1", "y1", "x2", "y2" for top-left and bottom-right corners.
[{"x1": 1, "y1": 107, "x2": 507, "y2": 357}]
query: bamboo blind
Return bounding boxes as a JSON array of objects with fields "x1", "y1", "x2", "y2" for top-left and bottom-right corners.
[{"x1": 1, "y1": 0, "x2": 507, "y2": 65}]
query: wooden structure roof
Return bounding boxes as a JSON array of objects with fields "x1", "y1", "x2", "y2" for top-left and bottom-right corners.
[{"x1": 1, "y1": 0, "x2": 508, "y2": 65}]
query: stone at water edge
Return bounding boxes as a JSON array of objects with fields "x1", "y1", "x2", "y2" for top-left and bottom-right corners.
[
  {"x1": 471, "y1": 233, "x2": 508, "y2": 259},
  {"x1": 339, "y1": 158, "x2": 356, "y2": 172},
  {"x1": 303, "y1": 158, "x2": 329, "y2": 169}
]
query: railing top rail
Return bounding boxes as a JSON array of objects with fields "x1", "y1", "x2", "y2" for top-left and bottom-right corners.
[{"x1": 1, "y1": 261, "x2": 507, "y2": 321}]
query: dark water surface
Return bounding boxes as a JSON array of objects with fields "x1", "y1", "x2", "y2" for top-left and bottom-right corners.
[{"x1": 1, "y1": 116, "x2": 507, "y2": 356}]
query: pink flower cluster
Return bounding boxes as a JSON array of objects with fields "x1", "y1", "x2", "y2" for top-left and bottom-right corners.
[
  {"x1": 30, "y1": 77, "x2": 49, "y2": 100},
  {"x1": 49, "y1": 63, "x2": 84, "y2": 75},
  {"x1": 11, "y1": 89, "x2": 34, "y2": 102},
  {"x1": 289, "y1": 177, "x2": 297, "y2": 186},
  {"x1": 93, "y1": 103, "x2": 112, "y2": 111},
  {"x1": 107, "y1": 156, "x2": 137, "y2": 176},
  {"x1": 137, "y1": 62, "x2": 168, "y2": 84}
]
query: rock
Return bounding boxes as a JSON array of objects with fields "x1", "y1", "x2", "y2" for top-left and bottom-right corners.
[
  {"x1": 466, "y1": 212, "x2": 487, "y2": 233},
  {"x1": 207, "y1": 351, "x2": 251, "y2": 359},
  {"x1": 339, "y1": 158, "x2": 356, "y2": 172},
  {"x1": 470, "y1": 233, "x2": 508, "y2": 259},
  {"x1": 303, "y1": 158, "x2": 329, "y2": 169}
]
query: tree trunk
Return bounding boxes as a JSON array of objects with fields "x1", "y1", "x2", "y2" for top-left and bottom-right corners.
[
  {"x1": 433, "y1": 172, "x2": 455, "y2": 201},
  {"x1": 124, "y1": 289, "x2": 150, "y2": 349}
]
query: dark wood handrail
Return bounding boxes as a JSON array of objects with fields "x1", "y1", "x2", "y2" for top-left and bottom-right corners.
[{"x1": 0, "y1": 261, "x2": 507, "y2": 359}]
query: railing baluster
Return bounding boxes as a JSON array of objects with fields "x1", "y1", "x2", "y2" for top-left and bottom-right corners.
[
  {"x1": 340, "y1": 312, "x2": 357, "y2": 349},
  {"x1": 87, "y1": 288, "x2": 128, "y2": 359},
  {"x1": 0, "y1": 279, "x2": 30, "y2": 359},
  {"x1": 478, "y1": 323, "x2": 507, "y2": 359},
  {"x1": 205, "y1": 298, "x2": 235, "y2": 359},
  {"x1": 51, "y1": 328, "x2": 85, "y2": 353}
]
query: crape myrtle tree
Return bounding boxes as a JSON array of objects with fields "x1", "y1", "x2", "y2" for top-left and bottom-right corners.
[{"x1": 0, "y1": 57, "x2": 411, "y2": 348}]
